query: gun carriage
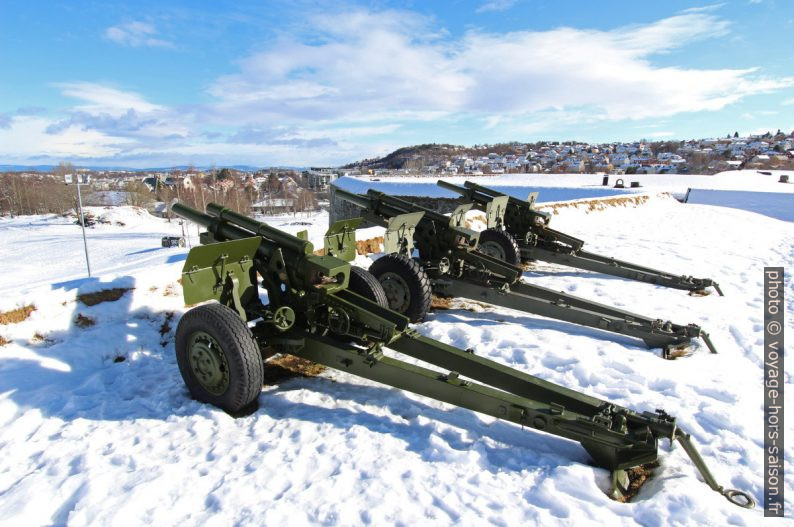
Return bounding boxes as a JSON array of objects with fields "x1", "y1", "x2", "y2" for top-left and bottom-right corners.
[
  {"x1": 436, "y1": 180, "x2": 722, "y2": 296},
  {"x1": 169, "y1": 202, "x2": 751, "y2": 508}
]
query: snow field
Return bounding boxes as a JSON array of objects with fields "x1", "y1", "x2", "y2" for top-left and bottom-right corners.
[{"x1": 0, "y1": 197, "x2": 791, "y2": 526}]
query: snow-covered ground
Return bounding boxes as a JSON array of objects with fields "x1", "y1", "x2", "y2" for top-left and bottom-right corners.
[
  {"x1": 685, "y1": 189, "x2": 794, "y2": 222},
  {"x1": 0, "y1": 199, "x2": 792, "y2": 526}
]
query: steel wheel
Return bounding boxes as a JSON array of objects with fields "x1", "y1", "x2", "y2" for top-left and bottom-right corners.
[
  {"x1": 175, "y1": 303, "x2": 264, "y2": 413},
  {"x1": 368, "y1": 254, "x2": 432, "y2": 322},
  {"x1": 477, "y1": 229, "x2": 521, "y2": 265},
  {"x1": 379, "y1": 271, "x2": 413, "y2": 313},
  {"x1": 479, "y1": 240, "x2": 507, "y2": 261},
  {"x1": 187, "y1": 331, "x2": 230, "y2": 395}
]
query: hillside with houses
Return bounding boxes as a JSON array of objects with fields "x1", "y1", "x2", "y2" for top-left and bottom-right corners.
[{"x1": 345, "y1": 131, "x2": 794, "y2": 177}]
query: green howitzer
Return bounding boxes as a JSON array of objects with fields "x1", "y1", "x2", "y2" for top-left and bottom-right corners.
[
  {"x1": 437, "y1": 180, "x2": 723, "y2": 296},
  {"x1": 333, "y1": 188, "x2": 717, "y2": 356},
  {"x1": 171, "y1": 201, "x2": 752, "y2": 508}
]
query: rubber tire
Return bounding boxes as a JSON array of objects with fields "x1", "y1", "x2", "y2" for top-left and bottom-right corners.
[
  {"x1": 348, "y1": 266, "x2": 389, "y2": 309},
  {"x1": 368, "y1": 254, "x2": 432, "y2": 322},
  {"x1": 175, "y1": 303, "x2": 264, "y2": 414},
  {"x1": 477, "y1": 228, "x2": 521, "y2": 266}
]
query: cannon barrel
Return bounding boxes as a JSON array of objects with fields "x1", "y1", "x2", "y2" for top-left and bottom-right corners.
[
  {"x1": 335, "y1": 187, "x2": 451, "y2": 224},
  {"x1": 172, "y1": 202, "x2": 314, "y2": 259},
  {"x1": 173, "y1": 202, "x2": 258, "y2": 243},
  {"x1": 463, "y1": 180, "x2": 508, "y2": 198},
  {"x1": 335, "y1": 187, "x2": 417, "y2": 226},
  {"x1": 205, "y1": 202, "x2": 313, "y2": 255},
  {"x1": 364, "y1": 189, "x2": 450, "y2": 224},
  {"x1": 461, "y1": 180, "x2": 532, "y2": 208},
  {"x1": 438, "y1": 179, "x2": 496, "y2": 206},
  {"x1": 439, "y1": 180, "x2": 536, "y2": 210},
  {"x1": 334, "y1": 187, "x2": 375, "y2": 211},
  {"x1": 172, "y1": 202, "x2": 214, "y2": 227},
  {"x1": 437, "y1": 179, "x2": 474, "y2": 197}
]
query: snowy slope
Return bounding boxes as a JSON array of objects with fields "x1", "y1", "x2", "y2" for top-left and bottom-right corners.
[
  {"x1": 685, "y1": 189, "x2": 794, "y2": 222},
  {"x1": 334, "y1": 169, "x2": 794, "y2": 221},
  {"x1": 0, "y1": 199, "x2": 792, "y2": 526},
  {"x1": 334, "y1": 169, "x2": 794, "y2": 197}
]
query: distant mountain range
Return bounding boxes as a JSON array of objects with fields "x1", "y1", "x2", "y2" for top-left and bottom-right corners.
[{"x1": 0, "y1": 164, "x2": 304, "y2": 173}]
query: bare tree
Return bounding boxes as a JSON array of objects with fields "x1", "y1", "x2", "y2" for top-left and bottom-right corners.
[{"x1": 125, "y1": 180, "x2": 154, "y2": 207}]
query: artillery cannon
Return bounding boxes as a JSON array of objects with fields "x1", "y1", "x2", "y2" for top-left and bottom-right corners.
[
  {"x1": 333, "y1": 188, "x2": 716, "y2": 356},
  {"x1": 437, "y1": 180, "x2": 723, "y2": 296},
  {"x1": 171, "y1": 202, "x2": 752, "y2": 508}
]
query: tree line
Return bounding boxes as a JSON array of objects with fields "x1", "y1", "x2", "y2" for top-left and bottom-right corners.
[{"x1": 0, "y1": 164, "x2": 318, "y2": 218}]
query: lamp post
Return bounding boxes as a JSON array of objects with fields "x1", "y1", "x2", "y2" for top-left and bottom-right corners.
[{"x1": 65, "y1": 173, "x2": 92, "y2": 277}]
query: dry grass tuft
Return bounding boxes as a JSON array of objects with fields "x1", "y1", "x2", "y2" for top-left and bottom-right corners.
[
  {"x1": 262, "y1": 354, "x2": 326, "y2": 385},
  {"x1": 0, "y1": 335, "x2": 9, "y2": 347},
  {"x1": 159, "y1": 312, "x2": 175, "y2": 347},
  {"x1": 665, "y1": 346, "x2": 694, "y2": 360},
  {"x1": 78, "y1": 288, "x2": 132, "y2": 306},
  {"x1": 356, "y1": 236, "x2": 383, "y2": 255},
  {"x1": 431, "y1": 295, "x2": 454, "y2": 310},
  {"x1": 538, "y1": 193, "x2": 665, "y2": 215},
  {"x1": 0, "y1": 305, "x2": 36, "y2": 325},
  {"x1": 431, "y1": 295, "x2": 488, "y2": 313},
  {"x1": 30, "y1": 332, "x2": 55, "y2": 345},
  {"x1": 159, "y1": 312, "x2": 174, "y2": 337},
  {"x1": 614, "y1": 462, "x2": 659, "y2": 503},
  {"x1": 75, "y1": 313, "x2": 96, "y2": 328},
  {"x1": 314, "y1": 236, "x2": 384, "y2": 256}
]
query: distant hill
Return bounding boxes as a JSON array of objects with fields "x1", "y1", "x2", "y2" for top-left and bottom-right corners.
[{"x1": 344, "y1": 142, "x2": 533, "y2": 170}]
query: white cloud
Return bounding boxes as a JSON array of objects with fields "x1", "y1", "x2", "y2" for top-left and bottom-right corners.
[
  {"x1": 208, "y1": 9, "x2": 792, "y2": 128},
  {"x1": 783, "y1": 98, "x2": 794, "y2": 106},
  {"x1": 54, "y1": 82, "x2": 165, "y2": 115},
  {"x1": 0, "y1": 116, "x2": 133, "y2": 159},
  {"x1": 476, "y1": 0, "x2": 518, "y2": 13},
  {"x1": 104, "y1": 21, "x2": 173, "y2": 48},
  {"x1": 740, "y1": 110, "x2": 779, "y2": 119},
  {"x1": 13, "y1": 83, "x2": 193, "y2": 163}
]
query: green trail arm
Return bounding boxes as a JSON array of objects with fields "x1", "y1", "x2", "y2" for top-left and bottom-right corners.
[
  {"x1": 436, "y1": 180, "x2": 723, "y2": 295},
  {"x1": 271, "y1": 330, "x2": 752, "y2": 508}
]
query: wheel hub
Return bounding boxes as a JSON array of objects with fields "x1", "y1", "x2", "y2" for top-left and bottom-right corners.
[
  {"x1": 379, "y1": 272, "x2": 412, "y2": 314},
  {"x1": 188, "y1": 331, "x2": 230, "y2": 395},
  {"x1": 479, "y1": 241, "x2": 506, "y2": 261}
]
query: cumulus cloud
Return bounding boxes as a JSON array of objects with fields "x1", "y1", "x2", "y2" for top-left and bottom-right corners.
[
  {"x1": 104, "y1": 21, "x2": 173, "y2": 48},
  {"x1": 41, "y1": 82, "x2": 190, "y2": 162}
]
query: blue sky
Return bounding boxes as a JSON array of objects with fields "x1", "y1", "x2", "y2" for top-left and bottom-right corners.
[{"x1": 1, "y1": 0, "x2": 793, "y2": 167}]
